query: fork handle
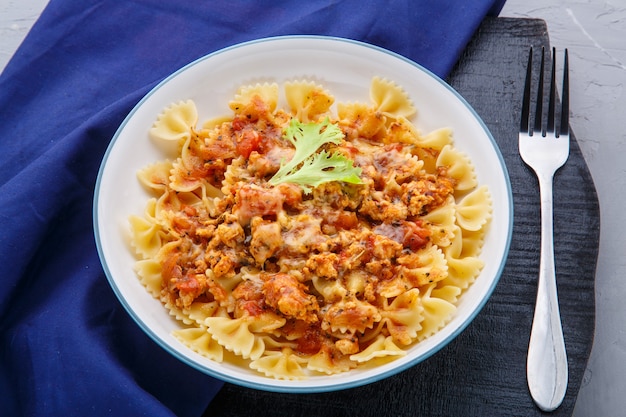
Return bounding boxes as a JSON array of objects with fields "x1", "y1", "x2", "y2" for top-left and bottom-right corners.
[{"x1": 527, "y1": 172, "x2": 569, "y2": 412}]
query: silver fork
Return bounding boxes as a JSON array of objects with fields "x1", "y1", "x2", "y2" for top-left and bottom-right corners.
[{"x1": 519, "y1": 46, "x2": 570, "y2": 412}]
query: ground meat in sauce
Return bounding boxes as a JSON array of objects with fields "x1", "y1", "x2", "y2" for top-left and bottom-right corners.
[{"x1": 150, "y1": 91, "x2": 463, "y2": 361}]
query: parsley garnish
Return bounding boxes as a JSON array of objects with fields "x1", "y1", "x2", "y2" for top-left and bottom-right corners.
[{"x1": 268, "y1": 118, "x2": 363, "y2": 194}]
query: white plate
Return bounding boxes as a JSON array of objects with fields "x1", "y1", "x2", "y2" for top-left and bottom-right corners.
[{"x1": 94, "y1": 36, "x2": 513, "y2": 393}]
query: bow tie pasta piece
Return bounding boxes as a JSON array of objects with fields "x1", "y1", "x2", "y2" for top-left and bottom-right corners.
[
  {"x1": 201, "y1": 115, "x2": 233, "y2": 131},
  {"x1": 163, "y1": 297, "x2": 195, "y2": 326},
  {"x1": 173, "y1": 327, "x2": 224, "y2": 362},
  {"x1": 156, "y1": 189, "x2": 206, "y2": 219},
  {"x1": 396, "y1": 244, "x2": 448, "y2": 288},
  {"x1": 436, "y1": 144, "x2": 478, "y2": 192},
  {"x1": 336, "y1": 101, "x2": 387, "y2": 141},
  {"x1": 431, "y1": 285, "x2": 462, "y2": 304},
  {"x1": 383, "y1": 116, "x2": 423, "y2": 146},
  {"x1": 442, "y1": 256, "x2": 484, "y2": 291},
  {"x1": 411, "y1": 127, "x2": 454, "y2": 174},
  {"x1": 417, "y1": 127, "x2": 454, "y2": 150},
  {"x1": 374, "y1": 273, "x2": 413, "y2": 299},
  {"x1": 205, "y1": 270, "x2": 244, "y2": 313},
  {"x1": 133, "y1": 258, "x2": 162, "y2": 298},
  {"x1": 171, "y1": 124, "x2": 238, "y2": 194},
  {"x1": 321, "y1": 297, "x2": 382, "y2": 335},
  {"x1": 461, "y1": 228, "x2": 488, "y2": 258},
  {"x1": 421, "y1": 198, "x2": 457, "y2": 248},
  {"x1": 150, "y1": 100, "x2": 198, "y2": 142},
  {"x1": 369, "y1": 76, "x2": 416, "y2": 120},
  {"x1": 311, "y1": 275, "x2": 348, "y2": 301},
  {"x1": 415, "y1": 284, "x2": 458, "y2": 342},
  {"x1": 381, "y1": 288, "x2": 425, "y2": 346},
  {"x1": 250, "y1": 349, "x2": 308, "y2": 380},
  {"x1": 128, "y1": 199, "x2": 165, "y2": 259},
  {"x1": 245, "y1": 311, "x2": 287, "y2": 334},
  {"x1": 184, "y1": 300, "x2": 222, "y2": 326},
  {"x1": 349, "y1": 335, "x2": 407, "y2": 363},
  {"x1": 455, "y1": 185, "x2": 493, "y2": 232},
  {"x1": 169, "y1": 159, "x2": 206, "y2": 194},
  {"x1": 229, "y1": 82, "x2": 279, "y2": 114},
  {"x1": 307, "y1": 341, "x2": 357, "y2": 375},
  {"x1": 436, "y1": 224, "x2": 485, "y2": 290},
  {"x1": 284, "y1": 80, "x2": 334, "y2": 123},
  {"x1": 136, "y1": 160, "x2": 173, "y2": 192},
  {"x1": 205, "y1": 316, "x2": 266, "y2": 361}
]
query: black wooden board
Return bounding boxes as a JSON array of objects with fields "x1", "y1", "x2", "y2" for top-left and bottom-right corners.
[{"x1": 203, "y1": 17, "x2": 599, "y2": 416}]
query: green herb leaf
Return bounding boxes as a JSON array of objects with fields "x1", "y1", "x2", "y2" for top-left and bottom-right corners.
[{"x1": 269, "y1": 118, "x2": 363, "y2": 193}]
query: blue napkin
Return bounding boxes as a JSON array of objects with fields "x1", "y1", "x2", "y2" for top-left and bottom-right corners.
[{"x1": 0, "y1": 1, "x2": 505, "y2": 416}]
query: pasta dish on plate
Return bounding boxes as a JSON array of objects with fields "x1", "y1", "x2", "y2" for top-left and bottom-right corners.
[{"x1": 128, "y1": 77, "x2": 492, "y2": 379}]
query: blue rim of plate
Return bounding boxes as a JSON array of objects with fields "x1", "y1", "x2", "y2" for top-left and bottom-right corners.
[{"x1": 93, "y1": 34, "x2": 514, "y2": 393}]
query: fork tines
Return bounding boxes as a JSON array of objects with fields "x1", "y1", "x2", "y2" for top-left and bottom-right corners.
[{"x1": 520, "y1": 47, "x2": 569, "y2": 138}]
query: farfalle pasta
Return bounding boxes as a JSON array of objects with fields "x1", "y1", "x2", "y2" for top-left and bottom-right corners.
[{"x1": 128, "y1": 76, "x2": 492, "y2": 379}]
